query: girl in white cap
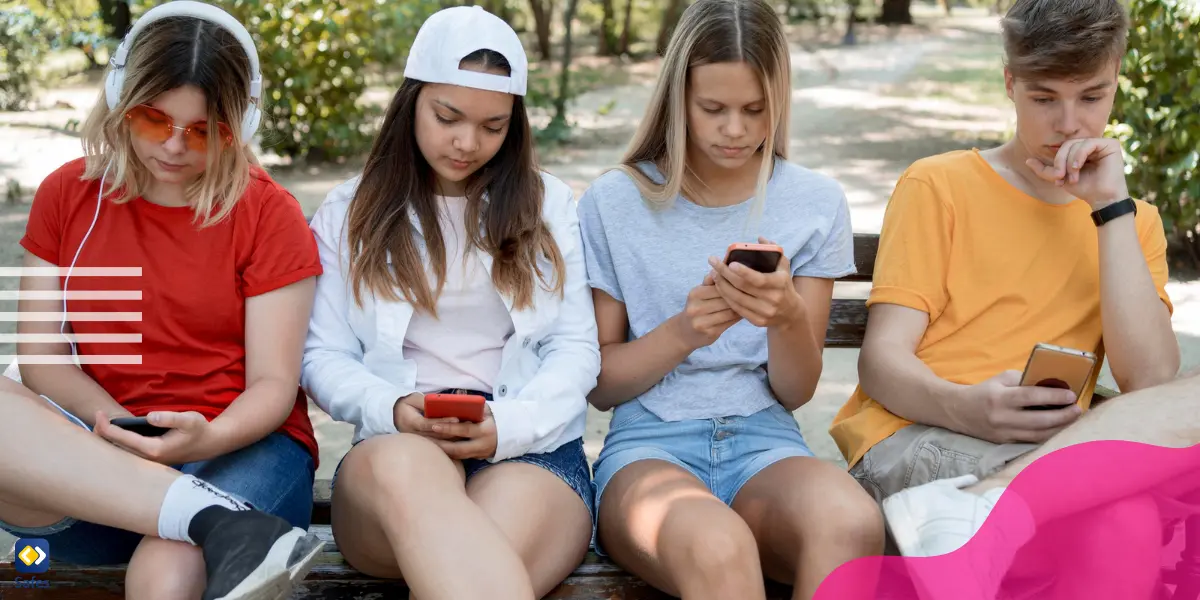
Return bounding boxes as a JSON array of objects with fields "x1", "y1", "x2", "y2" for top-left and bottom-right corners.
[
  {"x1": 578, "y1": 0, "x2": 886, "y2": 597},
  {"x1": 0, "y1": 2, "x2": 325, "y2": 599},
  {"x1": 303, "y1": 5, "x2": 599, "y2": 599}
]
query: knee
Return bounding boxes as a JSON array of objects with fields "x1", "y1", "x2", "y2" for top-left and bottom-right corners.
[
  {"x1": 805, "y1": 483, "x2": 886, "y2": 556},
  {"x1": 679, "y1": 519, "x2": 760, "y2": 575},
  {"x1": 340, "y1": 433, "x2": 456, "y2": 493},
  {"x1": 125, "y1": 545, "x2": 204, "y2": 600}
]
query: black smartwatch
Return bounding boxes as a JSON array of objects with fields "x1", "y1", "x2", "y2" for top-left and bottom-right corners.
[{"x1": 1091, "y1": 197, "x2": 1136, "y2": 226}]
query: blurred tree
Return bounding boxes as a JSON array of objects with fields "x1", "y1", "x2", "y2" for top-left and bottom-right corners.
[
  {"x1": 597, "y1": 0, "x2": 618, "y2": 55},
  {"x1": 879, "y1": 0, "x2": 912, "y2": 24},
  {"x1": 617, "y1": 0, "x2": 635, "y2": 54},
  {"x1": 0, "y1": 6, "x2": 52, "y2": 110},
  {"x1": 1112, "y1": 0, "x2": 1200, "y2": 269},
  {"x1": 528, "y1": 0, "x2": 554, "y2": 60},
  {"x1": 655, "y1": 0, "x2": 685, "y2": 55}
]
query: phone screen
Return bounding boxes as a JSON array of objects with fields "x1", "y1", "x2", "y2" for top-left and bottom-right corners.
[{"x1": 726, "y1": 249, "x2": 781, "y2": 273}]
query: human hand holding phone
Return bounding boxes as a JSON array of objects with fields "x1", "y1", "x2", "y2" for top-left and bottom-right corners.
[
  {"x1": 952, "y1": 370, "x2": 1082, "y2": 445},
  {"x1": 393, "y1": 393, "x2": 462, "y2": 440},
  {"x1": 429, "y1": 404, "x2": 498, "y2": 460},
  {"x1": 670, "y1": 278, "x2": 742, "y2": 352},
  {"x1": 94, "y1": 410, "x2": 222, "y2": 465},
  {"x1": 708, "y1": 238, "x2": 803, "y2": 329}
]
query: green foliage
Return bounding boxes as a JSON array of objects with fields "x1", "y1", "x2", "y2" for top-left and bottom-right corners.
[
  {"x1": 0, "y1": 6, "x2": 52, "y2": 110},
  {"x1": 130, "y1": 0, "x2": 438, "y2": 162},
  {"x1": 25, "y1": 0, "x2": 114, "y2": 67},
  {"x1": 1112, "y1": 0, "x2": 1200, "y2": 265}
]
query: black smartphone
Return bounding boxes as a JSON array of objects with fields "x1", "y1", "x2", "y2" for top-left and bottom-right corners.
[
  {"x1": 110, "y1": 416, "x2": 171, "y2": 437},
  {"x1": 724, "y1": 243, "x2": 784, "y2": 274}
]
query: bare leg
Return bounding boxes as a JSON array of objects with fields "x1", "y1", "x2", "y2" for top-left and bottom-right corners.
[
  {"x1": 731, "y1": 457, "x2": 885, "y2": 600},
  {"x1": 597, "y1": 460, "x2": 766, "y2": 599},
  {"x1": 967, "y1": 374, "x2": 1200, "y2": 522},
  {"x1": 0, "y1": 390, "x2": 176, "y2": 534},
  {"x1": 125, "y1": 537, "x2": 206, "y2": 600},
  {"x1": 329, "y1": 433, "x2": 535, "y2": 600},
  {"x1": 466, "y1": 463, "x2": 592, "y2": 598}
]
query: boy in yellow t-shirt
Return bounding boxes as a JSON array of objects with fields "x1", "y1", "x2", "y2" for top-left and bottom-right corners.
[{"x1": 832, "y1": 0, "x2": 1187, "y2": 596}]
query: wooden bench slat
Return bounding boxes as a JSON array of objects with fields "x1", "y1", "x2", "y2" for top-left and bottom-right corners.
[{"x1": 843, "y1": 233, "x2": 878, "y2": 282}]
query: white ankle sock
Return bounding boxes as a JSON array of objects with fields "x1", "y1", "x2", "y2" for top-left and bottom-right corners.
[{"x1": 156, "y1": 475, "x2": 251, "y2": 544}]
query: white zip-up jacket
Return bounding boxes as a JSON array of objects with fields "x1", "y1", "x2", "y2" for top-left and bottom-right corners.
[{"x1": 301, "y1": 172, "x2": 600, "y2": 462}]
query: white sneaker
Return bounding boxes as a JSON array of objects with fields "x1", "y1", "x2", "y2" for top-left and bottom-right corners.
[{"x1": 882, "y1": 475, "x2": 1034, "y2": 600}]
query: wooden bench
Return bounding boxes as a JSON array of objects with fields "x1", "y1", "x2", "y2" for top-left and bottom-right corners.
[{"x1": 2, "y1": 231, "x2": 1197, "y2": 599}]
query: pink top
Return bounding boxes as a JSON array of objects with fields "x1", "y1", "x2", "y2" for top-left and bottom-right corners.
[{"x1": 404, "y1": 196, "x2": 514, "y2": 393}]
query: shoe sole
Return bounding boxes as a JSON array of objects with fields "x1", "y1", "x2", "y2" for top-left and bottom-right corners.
[{"x1": 214, "y1": 528, "x2": 324, "y2": 600}]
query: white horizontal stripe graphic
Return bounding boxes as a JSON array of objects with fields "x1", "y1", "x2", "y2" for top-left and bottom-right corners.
[
  {"x1": 0, "y1": 312, "x2": 141, "y2": 321},
  {"x1": 0, "y1": 291, "x2": 142, "y2": 300},
  {"x1": 0, "y1": 334, "x2": 142, "y2": 343},
  {"x1": 0, "y1": 267, "x2": 141, "y2": 277},
  {"x1": 6, "y1": 355, "x2": 142, "y2": 365}
]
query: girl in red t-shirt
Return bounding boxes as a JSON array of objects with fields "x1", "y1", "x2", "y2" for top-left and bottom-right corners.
[{"x1": 0, "y1": 3, "x2": 324, "y2": 598}]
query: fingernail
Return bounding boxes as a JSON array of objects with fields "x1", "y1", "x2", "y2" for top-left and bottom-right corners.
[{"x1": 432, "y1": 425, "x2": 443, "y2": 433}]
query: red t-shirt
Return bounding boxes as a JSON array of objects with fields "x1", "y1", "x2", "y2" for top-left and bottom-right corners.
[{"x1": 21, "y1": 158, "x2": 322, "y2": 465}]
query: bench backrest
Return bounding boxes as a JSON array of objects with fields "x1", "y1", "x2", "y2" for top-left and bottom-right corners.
[{"x1": 308, "y1": 232, "x2": 881, "y2": 524}]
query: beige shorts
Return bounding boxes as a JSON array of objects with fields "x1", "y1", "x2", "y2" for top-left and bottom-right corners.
[{"x1": 849, "y1": 424, "x2": 1039, "y2": 504}]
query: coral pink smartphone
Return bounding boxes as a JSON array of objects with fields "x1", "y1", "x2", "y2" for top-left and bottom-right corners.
[
  {"x1": 423, "y1": 393, "x2": 487, "y2": 423},
  {"x1": 724, "y1": 242, "x2": 784, "y2": 273}
]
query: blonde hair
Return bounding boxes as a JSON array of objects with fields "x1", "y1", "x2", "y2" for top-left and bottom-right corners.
[
  {"x1": 619, "y1": 0, "x2": 791, "y2": 220},
  {"x1": 79, "y1": 15, "x2": 258, "y2": 228}
]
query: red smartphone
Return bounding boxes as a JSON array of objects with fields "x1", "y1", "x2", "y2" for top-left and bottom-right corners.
[
  {"x1": 423, "y1": 393, "x2": 487, "y2": 423},
  {"x1": 724, "y1": 242, "x2": 783, "y2": 273}
]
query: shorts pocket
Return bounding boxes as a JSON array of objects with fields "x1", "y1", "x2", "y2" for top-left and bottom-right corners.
[{"x1": 609, "y1": 400, "x2": 653, "y2": 430}]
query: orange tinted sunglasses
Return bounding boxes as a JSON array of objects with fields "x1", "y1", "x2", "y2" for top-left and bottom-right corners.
[{"x1": 124, "y1": 104, "x2": 233, "y2": 152}]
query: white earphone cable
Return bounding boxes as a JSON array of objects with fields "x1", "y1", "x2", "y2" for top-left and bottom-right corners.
[{"x1": 61, "y1": 163, "x2": 108, "y2": 361}]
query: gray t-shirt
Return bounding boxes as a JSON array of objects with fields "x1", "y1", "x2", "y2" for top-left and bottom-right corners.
[{"x1": 577, "y1": 159, "x2": 856, "y2": 422}]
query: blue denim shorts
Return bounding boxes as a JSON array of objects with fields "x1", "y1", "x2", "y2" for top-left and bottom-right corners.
[
  {"x1": 591, "y1": 400, "x2": 813, "y2": 555},
  {"x1": 0, "y1": 397, "x2": 316, "y2": 566},
  {"x1": 332, "y1": 389, "x2": 596, "y2": 524}
]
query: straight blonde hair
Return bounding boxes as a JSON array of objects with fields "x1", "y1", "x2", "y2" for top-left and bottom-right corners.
[
  {"x1": 80, "y1": 15, "x2": 258, "y2": 227},
  {"x1": 620, "y1": 0, "x2": 791, "y2": 223}
]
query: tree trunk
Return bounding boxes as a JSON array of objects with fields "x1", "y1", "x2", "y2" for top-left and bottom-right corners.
[
  {"x1": 98, "y1": 0, "x2": 131, "y2": 38},
  {"x1": 879, "y1": 0, "x2": 913, "y2": 24},
  {"x1": 597, "y1": 0, "x2": 617, "y2": 55},
  {"x1": 618, "y1": 0, "x2": 635, "y2": 55},
  {"x1": 656, "y1": 0, "x2": 686, "y2": 56},
  {"x1": 528, "y1": 0, "x2": 555, "y2": 61},
  {"x1": 843, "y1": 0, "x2": 859, "y2": 45},
  {"x1": 941, "y1": 0, "x2": 952, "y2": 15},
  {"x1": 554, "y1": 0, "x2": 581, "y2": 127}
]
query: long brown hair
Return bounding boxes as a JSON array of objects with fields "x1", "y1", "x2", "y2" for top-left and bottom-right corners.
[
  {"x1": 80, "y1": 15, "x2": 258, "y2": 227},
  {"x1": 620, "y1": 0, "x2": 791, "y2": 220},
  {"x1": 346, "y1": 49, "x2": 564, "y2": 314}
]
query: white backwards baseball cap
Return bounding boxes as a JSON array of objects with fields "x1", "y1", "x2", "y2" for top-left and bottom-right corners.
[{"x1": 403, "y1": 6, "x2": 528, "y2": 97}]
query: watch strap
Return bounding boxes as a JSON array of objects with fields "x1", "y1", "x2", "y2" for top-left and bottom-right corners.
[{"x1": 1091, "y1": 198, "x2": 1136, "y2": 226}]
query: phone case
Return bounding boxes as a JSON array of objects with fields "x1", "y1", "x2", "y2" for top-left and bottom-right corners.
[
  {"x1": 724, "y1": 243, "x2": 783, "y2": 274},
  {"x1": 1019, "y1": 343, "x2": 1098, "y2": 406},
  {"x1": 424, "y1": 393, "x2": 487, "y2": 423}
]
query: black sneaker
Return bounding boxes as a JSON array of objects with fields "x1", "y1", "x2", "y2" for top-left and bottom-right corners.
[{"x1": 190, "y1": 506, "x2": 324, "y2": 600}]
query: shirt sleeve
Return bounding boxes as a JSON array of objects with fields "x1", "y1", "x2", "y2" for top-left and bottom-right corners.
[
  {"x1": 576, "y1": 183, "x2": 624, "y2": 302},
  {"x1": 20, "y1": 168, "x2": 66, "y2": 265},
  {"x1": 240, "y1": 187, "x2": 324, "y2": 297},
  {"x1": 793, "y1": 187, "x2": 856, "y2": 279},
  {"x1": 1135, "y1": 201, "x2": 1173, "y2": 315},
  {"x1": 866, "y1": 174, "x2": 955, "y2": 320}
]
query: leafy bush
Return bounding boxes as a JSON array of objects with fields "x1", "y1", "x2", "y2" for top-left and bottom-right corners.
[
  {"x1": 0, "y1": 7, "x2": 51, "y2": 111},
  {"x1": 132, "y1": 0, "x2": 439, "y2": 162},
  {"x1": 1112, "y1": 0, "x2": 1200, "y2": 268}
]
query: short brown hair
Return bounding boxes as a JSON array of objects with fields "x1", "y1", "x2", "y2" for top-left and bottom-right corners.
[{"x1": 1001, "y1": 0, "x2": 1130, "y2": 81}]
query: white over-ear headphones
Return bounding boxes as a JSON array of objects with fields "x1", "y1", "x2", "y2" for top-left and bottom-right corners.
[{"x1": 104, "y1": 0, "x2": 264, "y2": 144}]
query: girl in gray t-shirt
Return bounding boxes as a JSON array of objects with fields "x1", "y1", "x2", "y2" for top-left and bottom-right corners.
[{"x1": 578, "y1": 0, "x2": 886, "y2": 595}]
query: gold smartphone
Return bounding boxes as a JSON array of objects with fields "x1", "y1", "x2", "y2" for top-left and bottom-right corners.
[{"x1": 1019, "y1": 342, "x2": 1098, "y2": 409}]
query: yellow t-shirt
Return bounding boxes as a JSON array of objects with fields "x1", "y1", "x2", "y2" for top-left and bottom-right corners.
[{"x1": 830, "y1": 149, "x2": 1172, "y2": 468}]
